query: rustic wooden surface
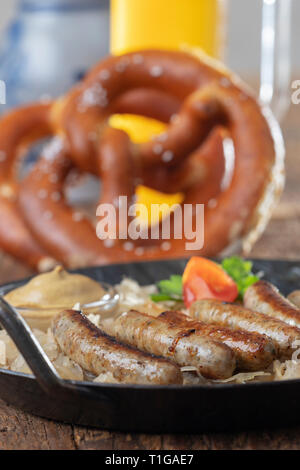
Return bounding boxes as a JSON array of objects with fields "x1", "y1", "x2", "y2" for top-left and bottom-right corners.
[{"x1": 0, "y1": 103, "x2": 299, "y2": 450}]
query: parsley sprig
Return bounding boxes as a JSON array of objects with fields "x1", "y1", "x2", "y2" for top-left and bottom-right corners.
[
  {"x1": 150, "y1": 275, "x2": 183, "y2": 302},
  {"x1": 221, "y1": 256, "x2": 259, "y2": 298}
]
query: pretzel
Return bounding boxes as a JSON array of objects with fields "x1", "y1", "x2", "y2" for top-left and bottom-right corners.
[
  {"x1": 1, "y1": 50, "x2": 284, "y2": 268},
  {"x1": 19, "y1": 132, "x2": 138, "y2": 267},
  {"x1": 0, "y1": 103, "x2": 59, "y2": 271}
]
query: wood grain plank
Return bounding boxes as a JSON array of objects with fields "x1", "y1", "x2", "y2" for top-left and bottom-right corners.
[
  {"x1": 182, "y1": 428, "x2": 300, "y2": 450},
  {"x1": 73, "y1": 428, "x2": 115, "y2": 450},
  {"x1": 113, "y1": 433, "x2": 162, "y2": 450},
  {"x1": 0, "y1": 400, "x2": 75, "y2": 450},
  {"x1": 71, "y1": 427, "x2": 300, "y2": 451}
]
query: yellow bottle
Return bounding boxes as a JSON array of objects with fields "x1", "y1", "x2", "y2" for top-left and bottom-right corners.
[{"x1": 111, "y1": 0, "x2": 226, "y2": 58}]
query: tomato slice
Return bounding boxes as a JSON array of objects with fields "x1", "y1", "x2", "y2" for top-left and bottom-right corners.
[{"x1": 182, "y1": 257, "x2": 238, "y2": 307}]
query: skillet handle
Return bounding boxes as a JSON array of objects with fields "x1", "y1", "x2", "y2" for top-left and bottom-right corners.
[
  {"x1": 0, "y1": 297, "x2": 117, "y2": 426},
  {"x1": 0, "y1": 296, "x2": 77, "y2": 396}
]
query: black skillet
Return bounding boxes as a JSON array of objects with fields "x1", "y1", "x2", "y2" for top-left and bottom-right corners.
[{"x1": 0, "y1": 258, "x2": 300, "y2": 434}]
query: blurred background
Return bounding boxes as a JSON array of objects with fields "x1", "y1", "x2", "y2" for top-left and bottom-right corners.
[
  {"x1": 0, "y1": 1, "x2": 299, "y2": 73},
  {"x1": 0, "y1": 0, "x2": 299, "y2": 110}
]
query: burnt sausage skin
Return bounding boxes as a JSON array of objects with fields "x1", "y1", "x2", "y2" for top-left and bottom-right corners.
[
  {"x1": 159, "y1": 310, "x2": 275, "y2": 371},
  {"x1": 244, "y1": 280, "x2": 300, "y2": 329},
  {"x1": 101, "y1": 309, "x2": 236, "y2": 380},
  {"x1": 52, "y1": 310, "x2": 183, "y2": 385},
  {"x1": 190, "y1": 300, "x2": 300, "y2": 360}
]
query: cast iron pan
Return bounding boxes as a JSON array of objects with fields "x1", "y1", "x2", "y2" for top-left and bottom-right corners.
[{"x1": 0, "y1": 258, "x2": 300, "y2": 434}]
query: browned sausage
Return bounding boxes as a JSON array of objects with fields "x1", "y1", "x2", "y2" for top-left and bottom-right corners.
[
  {"x1": 244, "y1": 280, "x2": 300, "y2": 329},
  {"x1": 190, "y1": 299, "x2": 300, "y2": 360},
  {"x1": 101, "y1": 309, "x2": 236, "y2": 380},
  {"x1": 159, "y1": 310, "x2": 275, "y2": 371},
  {"x1": 288, "y1": 291, "x2": 300, "y2": 309},
  {"x1": 52, "y1": 310, "x2": 183, "y2": 385}
]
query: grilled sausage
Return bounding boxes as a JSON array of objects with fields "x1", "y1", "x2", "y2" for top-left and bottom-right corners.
[
  {"x1": 244, "y1": 281, "x2": 300, "y2": 329},
  {"x1": 101, "y1": 310, "x2": 236, "y2": 380},
  {"x1": 52, "y1": 310, "x2": 183, "y2": 385},
  {"x1": 159, "y1": 310, "x2": 275, "y2": 371},
  {"x1": 190, "y1": 299, "x2": 300, "y2": 360},
  {"x1": 288, "y1": 291, "x2": 300, "y2": 309}
]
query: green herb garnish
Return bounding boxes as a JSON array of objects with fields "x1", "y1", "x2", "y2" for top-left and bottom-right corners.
[
  {"x1": 221, "y1": 256, "x2": 259, "y2": 298},
  {"x1": 151, "y1": 275, "x2": 183, "y2": 302},
  {"x1": 150, "y1": 293, "x2": 176, "y2": 302}
]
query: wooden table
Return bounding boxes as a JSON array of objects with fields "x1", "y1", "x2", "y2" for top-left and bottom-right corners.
[{"x1": 0, "y1": 103, "x2": 299, "y2": 450}]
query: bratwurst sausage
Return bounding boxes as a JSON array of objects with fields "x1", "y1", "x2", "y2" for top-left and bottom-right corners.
[
  {"x1": 101, "y1": 310, "x2": 236, "y2": 380},
  {"x1": 52, "y1": 310, "x2": 183, "y2": 385},
  {"x1": 244, "y1": 280, "x2": 300, "y2": 329},
  {"x1": 288, "y1": 291, "x2": 300, "y2": 309},
  {"x1": 190, "y1": 300, "x2": 300, "y2": 360},
  {"x1": 159, "y1": 310, "x2": 275, "y2": 371}
]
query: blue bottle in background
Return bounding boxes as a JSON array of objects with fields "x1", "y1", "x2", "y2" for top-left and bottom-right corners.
[{"x1": 0, "y1": 0, "x2": 110, "y2": 111}]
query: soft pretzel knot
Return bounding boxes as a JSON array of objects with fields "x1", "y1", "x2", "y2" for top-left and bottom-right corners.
[
  {"x1": 0, "y1": 102, "x2": 61, "y2": 271},
  {"x1": 0, "y1": 50, "x2": 284, "y2": 269}
]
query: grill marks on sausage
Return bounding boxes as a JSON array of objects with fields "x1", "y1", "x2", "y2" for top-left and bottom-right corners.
[
  {"x1": 168, "y1": 328, "x2": 196, "y2": 355},
  {"x1": 244, "y1": 280, "x2": 300, "y2": 329},
  {"x1": 190, "y1": 299, "x2": 300, "y2": 360},
  {"x1": 101, "y1": 310, "x2": 236, "y2": 380},
  {"x1": 52, "y1": 310, "x2": 183, "y2": 385},
  {"x1": 159, "y1": 310, "x2": 275, "y2": 371}
]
